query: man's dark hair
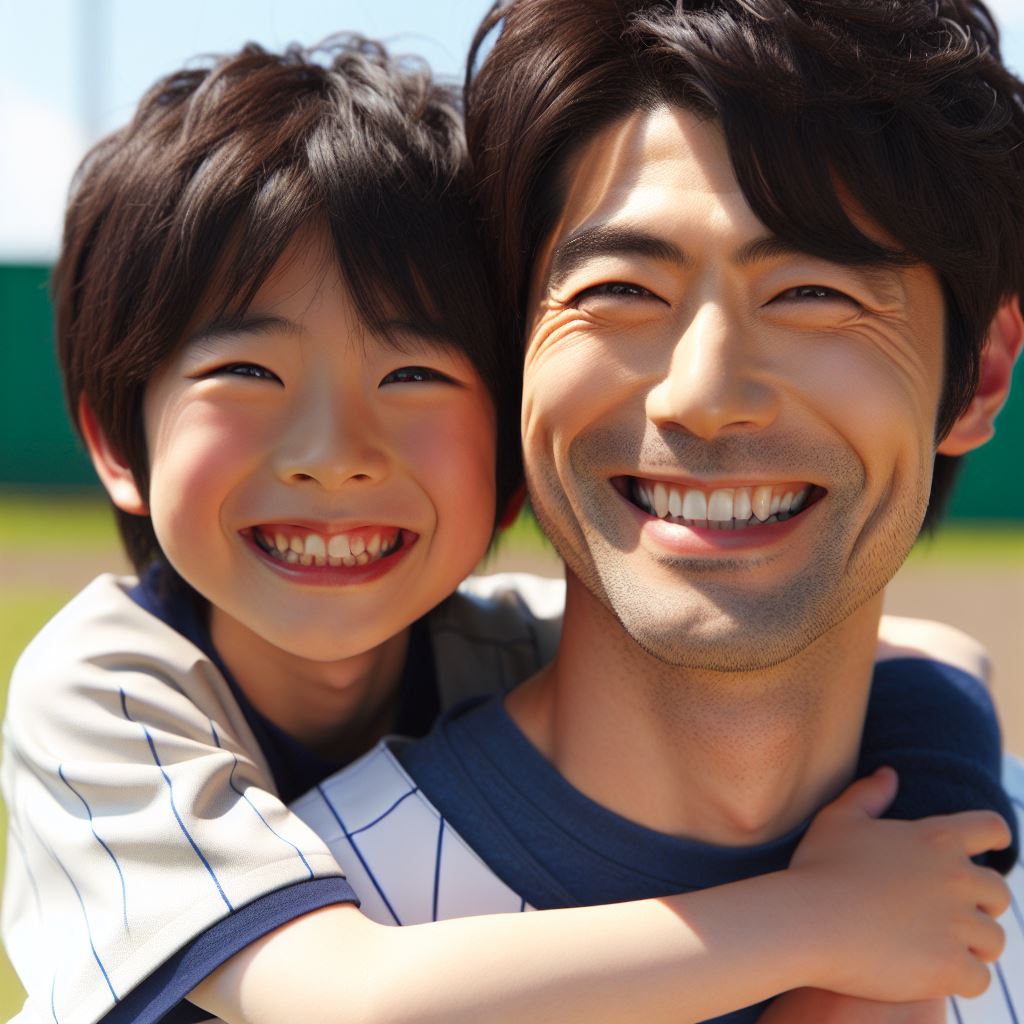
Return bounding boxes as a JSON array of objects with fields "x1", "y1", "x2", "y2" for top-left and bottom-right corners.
[
  {"x1": 465, "y1": 0, "x2": 1024, "y2": 527},
  {"x1": 55, "y1": 36, "x2": 519, "y2": 580}
]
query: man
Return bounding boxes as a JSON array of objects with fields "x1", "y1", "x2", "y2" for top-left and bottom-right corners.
[{"x1": 294, "y1": 1, "x2": 1024, "y2": 1021}]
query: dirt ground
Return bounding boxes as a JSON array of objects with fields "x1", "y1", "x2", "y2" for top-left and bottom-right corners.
[{"x1": 11, "y1": 543, "x2": 1023, "y2": 756}]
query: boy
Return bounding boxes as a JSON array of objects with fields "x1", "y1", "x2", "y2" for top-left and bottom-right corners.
[{"x1": 2, "y1": 35, "x2": 1014, "y2": 1024}]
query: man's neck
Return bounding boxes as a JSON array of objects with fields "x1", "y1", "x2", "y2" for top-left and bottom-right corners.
[
  {"x1": 506, "y1": 572, "x2": 884, "y2": 846},
  {"x1": 210, "y1": 607, "x2": 410, "y2": 764}
]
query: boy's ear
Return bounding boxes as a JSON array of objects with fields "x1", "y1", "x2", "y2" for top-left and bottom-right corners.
[
  {"x1": 78, "y1": 396, "x2": 148, "y2": 514},
  {"x1": 938, "y1": 296, "x2": 1024, "y2": 456}
]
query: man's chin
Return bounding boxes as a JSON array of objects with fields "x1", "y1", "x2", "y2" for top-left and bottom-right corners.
[{"x1": 600, "y1": 581, "x2": 840, "y2": 673}]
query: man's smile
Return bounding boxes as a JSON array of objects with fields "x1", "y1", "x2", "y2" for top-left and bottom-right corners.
[{"x1": 618, "y1": 477, "x2": 823, "y2": 529}]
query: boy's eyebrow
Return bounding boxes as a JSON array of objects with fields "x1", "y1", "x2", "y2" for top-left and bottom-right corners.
[{"x1": 185, "y1": 313, "x2": 301, "y2": 347}]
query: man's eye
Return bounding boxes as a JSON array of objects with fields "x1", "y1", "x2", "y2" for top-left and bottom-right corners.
[
  {"x1": 215, "y1": 363, "x2": 281, "y2": 382},
  {"x1": 572, "y1": 282, "x2": 657, "y2": 304},
  {"x1": 775, "y1": 285, "x2": 854, "y2": 303},
  {"x1": 380, "y1": 366, "x2": 453, "y2": 385}
]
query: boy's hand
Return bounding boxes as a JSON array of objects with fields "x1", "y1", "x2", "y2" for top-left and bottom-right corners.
[{"x1": 789, "y1": 767, "x2": 1011, "y2": 1003}]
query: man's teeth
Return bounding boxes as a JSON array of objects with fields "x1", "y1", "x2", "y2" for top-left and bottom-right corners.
[
  {"x1": 255, "y1": 529, "x2": 399, "y2": 567},
  {"x1": 632, "y1": 481, "x2": 810, "y2": 528}
]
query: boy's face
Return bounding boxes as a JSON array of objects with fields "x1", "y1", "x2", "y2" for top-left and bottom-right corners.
[
  {"x1": 521, "y1": 105, "x2": 960, "y2": 670},
  {"x1": 135, "y1": 230, "x2": 497, "y2": 661}
]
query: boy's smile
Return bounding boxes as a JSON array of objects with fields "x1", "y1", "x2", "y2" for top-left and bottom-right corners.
[
  {"x1": 134, "y1": 228, "x2": 497, "y2": 695},
  {"x1": 245, "y1": 522, "x2": 411, "y2": 580}
]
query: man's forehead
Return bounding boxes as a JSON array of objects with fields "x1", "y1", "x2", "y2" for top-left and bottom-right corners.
[
  {"x1": 533, "y1": 102, "x2": 916, "y2": 308},
  {"x1": 550, "y1": 105, "x2": 735, "y2": 237}
]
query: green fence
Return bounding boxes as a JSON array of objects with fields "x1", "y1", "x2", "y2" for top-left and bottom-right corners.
[{"x1": 2, "y1": 262, "x2": 1023, "y2": 517}]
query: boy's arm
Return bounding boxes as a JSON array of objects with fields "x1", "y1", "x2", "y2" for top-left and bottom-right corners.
[
  {"x1": 761, "y1": 991, "x2": 945, "y2": 1024},
  {"x1": 1, "y1": 579, "x2": 355, "y2": 1024},
  {"x1": 877, "y1": 615, "x2": 991, "y2": 685},
  {"x1": 864, "y1": 619, "x2": 1017, "y2": 873},
  {"x1": 190, "y1": 770, "x2": 1009, "y2": 1024}
]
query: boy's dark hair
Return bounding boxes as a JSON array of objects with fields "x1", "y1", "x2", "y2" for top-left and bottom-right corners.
[
  {"x1": 465, "y1": 0, "x2": 1024, "y2": 528},
  {"x1": 55, "y1": 36, "x2": 519, "y2": 578}
]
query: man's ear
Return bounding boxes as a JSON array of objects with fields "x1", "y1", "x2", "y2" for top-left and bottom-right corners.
[
  {"x1": 78, "y1": 396, "x2": 148, "y2": 514},
  {"x1": 938, "y1": 297, "x2": 1024, "y2": 456}
]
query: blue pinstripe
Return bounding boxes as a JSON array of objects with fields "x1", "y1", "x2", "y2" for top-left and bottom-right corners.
[
  {"x1": 950, "y1": 997, "x2": 965, "y2": 1024},
  {"x1": 33, "y1": 823, "x2": 118, "y2": 1005},
  {"x1": 119, "y1": 689, "x2": 232, "y2": 912},
  {"x1": 210, "y1": 722, "x2": 315, "y2": 879},
  {"x1": 316, "y1": 783, "x2": 403, "y2": 925},
  {"x1": 349, "y1": 787, "x2": 421, "y2": 837},
  {"x1": 50, "y1": 972, "x2": 58, "y2": 1024},
  {"x1": 432, "y1": 817, "x2": 445, "y2": 922},
  {"x1": 9, "y1": 823, "x2": 43, "y2": 921},
  {"x1": 57, "y1": 764, "x2": 129, "y2": 931},
  {"x1": 993, "y1": 962, "x2": 1019, "y2": 1024}
]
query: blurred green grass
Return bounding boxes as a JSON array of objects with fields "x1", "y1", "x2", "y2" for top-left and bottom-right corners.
[{"x1": 0, "y1": 489, "x2": 1021, "y2": 1016}]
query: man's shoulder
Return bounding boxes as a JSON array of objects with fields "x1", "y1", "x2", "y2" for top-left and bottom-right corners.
[{"x1": 426, "y1": 572, "x2": 564, "y2": 706}]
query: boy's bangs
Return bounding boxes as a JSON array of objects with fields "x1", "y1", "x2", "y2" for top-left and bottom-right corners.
[{"x1": 324, "y1": 180, "x2": 501, "y2": 386}]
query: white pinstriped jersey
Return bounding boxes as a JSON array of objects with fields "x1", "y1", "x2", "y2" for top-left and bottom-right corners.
[
  {"x1": 1, "y1": 571, "x2": 563, "y2": 1024},
  {"x1": 296, "y1": 741, "x2": 1024, "y2": 1023}
]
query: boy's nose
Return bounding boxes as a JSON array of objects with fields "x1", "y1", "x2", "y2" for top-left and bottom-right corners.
[
  {"x1": 273, "y1": 391, "x2": 390, "y2": 490},
  {"x1": 645, "y1": 302, "x2": 779, "y2": 440}
]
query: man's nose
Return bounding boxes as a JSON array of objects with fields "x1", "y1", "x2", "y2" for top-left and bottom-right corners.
[
  {"x1": 645, "y1": 302, "x2": 779, "y2": 440},
  {"x1": 273, "y1": 385, "x2": 389, "y2": 490}
]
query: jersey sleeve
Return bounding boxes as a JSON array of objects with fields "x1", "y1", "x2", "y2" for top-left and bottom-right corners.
[
  {"x1": 1, "y1": 576, "x2": 355, "y2": 1024},
  {"x1": 858, "y1": 657, "x2": 1019, "y2": 873},
  {"x1": 430, "y1": 572, "x2": 565, "y2": 708}
]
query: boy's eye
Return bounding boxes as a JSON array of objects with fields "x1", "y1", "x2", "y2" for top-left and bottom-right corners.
[
  {"x1": 380, "y1": 366, "x2": 453, "y2": 386},
  {"x1": 213, "y1": 363, "x2": 282, "y2": 383}
]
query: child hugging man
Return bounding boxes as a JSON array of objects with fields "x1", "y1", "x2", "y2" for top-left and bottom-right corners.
[{"x1": 1, "y1": 34, "x2": 1016, "y2": 1024}]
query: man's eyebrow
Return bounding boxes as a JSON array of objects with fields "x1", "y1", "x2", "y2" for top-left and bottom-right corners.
[
  {"x1": 734, "y1": 234, "x2": 907, "y2": 295},
  {"x1": 546, "y1": 225, "x2": 690, "y2": 290},
  {"x1": 185, "y1": 313, "x2": 301, "y2": 347}
]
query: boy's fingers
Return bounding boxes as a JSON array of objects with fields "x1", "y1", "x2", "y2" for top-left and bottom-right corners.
[
  {"x1": 828, "y1": 766, "x2": 898, "y2": 819},
  {"x1": 954, "y1": 957, "x2": 993, "y2": 1000},
  {"x1": 967, "y1": 912, "x2": 1007, "y2": 963},
  {"x1": 948, "y1": 811, "x2": 1013, "y2": 856},
  {"x1": 970, "y1": 866, "x2": 1012, "y2": 918}
]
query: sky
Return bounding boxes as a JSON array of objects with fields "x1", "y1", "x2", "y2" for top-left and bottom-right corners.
[{"x1": 2, "y1": 0, "x2": 1024, "y2": 260}]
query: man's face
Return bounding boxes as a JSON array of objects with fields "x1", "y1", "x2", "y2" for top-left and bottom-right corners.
[{"x1": 523, "y1": 105, "x2": 947, "y2": 670}]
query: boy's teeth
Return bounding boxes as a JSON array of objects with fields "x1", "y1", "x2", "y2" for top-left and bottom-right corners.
[
  {"x1": 631, "y1": 480, "x2": 812, "y2": 528},
  {"x1": 255, "y1": 526, "x2": 400, "y2": 568},
  {"x1": 327, "y1": 534, "x2": 351, "y2": 559}
]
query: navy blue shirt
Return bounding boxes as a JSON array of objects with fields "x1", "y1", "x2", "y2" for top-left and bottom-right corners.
[
  {"x1": 398, "y1": 660, "x2": 1018, "y2": 1024},
  {"x1": 104, "y1": 568, "x2": 440, "y2": 1024}
]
